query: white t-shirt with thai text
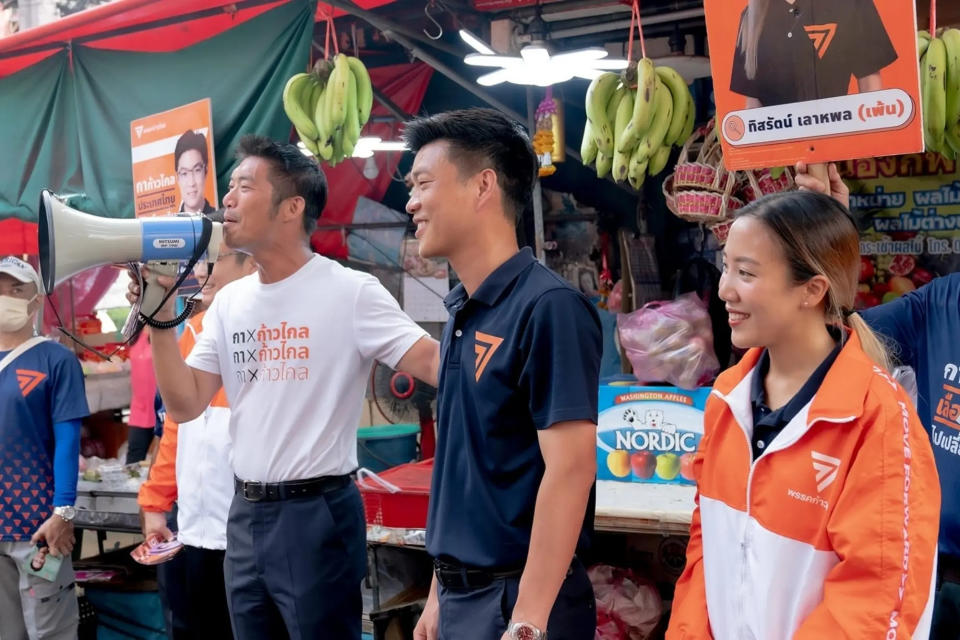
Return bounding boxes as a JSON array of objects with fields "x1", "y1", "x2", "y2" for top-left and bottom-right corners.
[{"x1": 186, "y1": 254, "x2": 426, "y2": 482}]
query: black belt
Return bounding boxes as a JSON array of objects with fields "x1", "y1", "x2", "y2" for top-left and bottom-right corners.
[
  {"x1": 234, "y1": 474, "x2": 350, "y2": 502},
  {"x1": 434, "y1": 556, "x2": 576, "y2": 591}
]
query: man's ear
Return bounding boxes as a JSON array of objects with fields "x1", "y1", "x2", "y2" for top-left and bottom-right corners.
[{"x1": 475, "y1": 168, "x2": 499, "y2": 210}]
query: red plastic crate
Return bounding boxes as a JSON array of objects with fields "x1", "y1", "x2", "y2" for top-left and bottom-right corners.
[{"x1": 357, "y1": 459, "x2": 432, "y2": 529}]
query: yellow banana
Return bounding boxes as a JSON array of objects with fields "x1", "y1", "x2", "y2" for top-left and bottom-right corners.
[
  {"x1": 656, "y1": 65, "x2": 690, "y2": 147},
  {"x1": 283, "y1": 73, "x2": 319, "y2": 141},
  {"x1": 327, "y1": 54, "x2": 351, "y2": 131},
  {"x1": 612, "y1": 91, "x2": 635, "y2": 182},
  {"x1": 347, "y1": 56, "x2": 374, "y2": 127},
  {"x1": 315, "y1": 81, "x2": 332, "y2": 145},
  {"x1": 647, "y1": 144, "x2": 672, "y2": 177},
  {"x1": 942, "y1": 29, "x2": 960, "y2": 131},
  {"x1": 923, "y1": 38, "x2": 947, "y2": 152},
  {"x1": 627, "y1": 146, "x2": 648, "y2": 190},
  {"x1": 678, "y1": 90, "x2": 696, "y2": 145},
  {"x1": 919, "y1": 33, "x2": 931, "y2": 60},
  {"x1": 945, "y1": 123, "x2": 960, "y2": 158},
  {"x1": 585, "y1": 72, "x2": 620, "y2": 155},
  {"x1": 580, "y1": 119, "x2": 598, "y2": 165},
  {"x1": 595, "y1": 150, "x2": 613, "y2": 179},
  {"x1": 296, "y1": 127, "x2": 320, "y2": 156},
  {"x1": 343, "y1": 70, "x2": 360, "y2": 156},
  {"x1": 619, "y1": 58, "x2": 657, "y2": 153},
  {"x1": 634, "y1": 77, "x2": 673, "y2": 162}
]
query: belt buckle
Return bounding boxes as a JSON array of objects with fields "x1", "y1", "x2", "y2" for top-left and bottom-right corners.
[{"x1": 243, "y1": 481, "x2": 266, "y2": 502}]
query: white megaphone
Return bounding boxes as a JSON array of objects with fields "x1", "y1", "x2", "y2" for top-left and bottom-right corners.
[{"x1": 38, "y1": 189, "x2": 223, "y2": 340}]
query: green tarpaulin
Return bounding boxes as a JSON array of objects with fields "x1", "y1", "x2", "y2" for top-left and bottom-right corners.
[{"x1": 0, "y1": 0, "x2": 315, "y2": 223}]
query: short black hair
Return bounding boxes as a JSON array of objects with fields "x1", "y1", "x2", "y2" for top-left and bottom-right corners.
[
  {"x1": 402, "y1": 108, "x2": 537, "y2": 221},
  {"x1": 174, "y1": 130, "x2": 209, "y2": 170},
  {"x1": 235, "y1": 135, "x2": 327, "y2": 236},
  {"x1": 204, "y1": 210, "x2": 249, "y2": 266}
]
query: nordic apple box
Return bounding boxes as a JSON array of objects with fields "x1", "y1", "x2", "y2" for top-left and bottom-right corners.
[{"x1": 596, "y1": 384, "x2": 710, "y2": 484}]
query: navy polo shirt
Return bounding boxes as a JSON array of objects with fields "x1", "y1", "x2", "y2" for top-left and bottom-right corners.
[
  {"x1": 426, "y1": 248, "x2": 602, "y2": 569},
  {"x1": 750, "y1": 344, "x2": 840, "y2": 460}
]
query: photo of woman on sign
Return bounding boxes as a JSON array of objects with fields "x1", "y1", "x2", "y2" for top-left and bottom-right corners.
[{"x1": 731, "y1": 0, "x2": 898, "y2": 107}]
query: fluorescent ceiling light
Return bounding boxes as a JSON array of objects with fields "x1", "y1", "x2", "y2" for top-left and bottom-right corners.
[
  {"x1": 296, "y1": 137, "x2": 407, "y2": 160},
  {"x1": 459, "y1": 28, "x2": 495, "y2": 55},
  {"x1": 465, "y1": 44, "x2": 627, "y2": 87}
]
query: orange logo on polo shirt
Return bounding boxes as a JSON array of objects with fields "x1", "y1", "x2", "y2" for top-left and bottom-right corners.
[
  {"x1": 804, "y1": 23, "x2": 837, "y2": 59},
  {"x1": 474, "y1": 332, "x2": 504, "y2": 382},
  {"x1": 15, "y1": 370, "x2": 45, "y2": 397}
]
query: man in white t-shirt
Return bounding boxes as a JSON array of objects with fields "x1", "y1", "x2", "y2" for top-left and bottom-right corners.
[{"x1": 129, "y1": 136, "x2": 439, "y2": 639}]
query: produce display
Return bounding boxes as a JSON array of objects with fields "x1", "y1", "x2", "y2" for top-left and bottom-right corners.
[
  {"x1": 580, "y1": 59, "x2": 694, "y2": 189},
  {"x1": 282, "y1": 54, "x2": 373, "y2": 166},
  {"x1": 919, "y1": 28, "x2": 960, "y2": 158}
]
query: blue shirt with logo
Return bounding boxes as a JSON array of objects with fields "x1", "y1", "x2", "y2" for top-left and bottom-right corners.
[
  {"x1": 426, "y1": 248, "x2": 602, "y2": 569},
  {"x1": 861, "y1": 273, "x2": 960, "y2": 557},
  {"x1": 0, "y1": 341, "x2": 88, "y2": 541}
]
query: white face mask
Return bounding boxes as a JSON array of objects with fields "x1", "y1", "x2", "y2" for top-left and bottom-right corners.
[{"x1": 0, "y1": 295, "x2": 37, "y2": 333}]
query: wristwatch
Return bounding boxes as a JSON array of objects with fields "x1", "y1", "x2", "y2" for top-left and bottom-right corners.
[
  {"x1": 507, "y1": 621, "x2": 546, "y2": 640},
  {"x1": 53, "y1": 505, "x2": 76, "y2": 522}
]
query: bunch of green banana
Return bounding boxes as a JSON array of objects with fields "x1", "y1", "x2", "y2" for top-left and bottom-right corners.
[
  {"x1": 282, "y1": 53, "x2": 374, "y2": 167},
  {"x1": 581, "y1": 59, "x2": 695, "y2": 190},
  {"x1": 919, "y1": 28, "x2": 960, "y2": 158}
]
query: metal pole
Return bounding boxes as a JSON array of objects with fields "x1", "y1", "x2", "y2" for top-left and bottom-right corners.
[{"x1": 526, "y1": 86, "x2": 545, "y2": 262}]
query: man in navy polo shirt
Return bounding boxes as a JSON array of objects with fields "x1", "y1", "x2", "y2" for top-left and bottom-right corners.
[{"x1": 406, "y1": 109, "x2": 601, "y2": 640}]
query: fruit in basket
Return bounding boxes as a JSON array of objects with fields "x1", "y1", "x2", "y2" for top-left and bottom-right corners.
[
  {"x1": 607, "y1": 450, "x2": 631, "y2": 478},
  {"x1": 282, "y1": 53, "x2": 374, "y2": 167},
  {"x1": 655, "y1": 453, "x2": 681, "y2": 481},
  {"x1": 580, "y1": 58, "x2": 694, "y2": 188},
  {"x1": 630, "y1": 451, "x2": 657, "y2": 479}
]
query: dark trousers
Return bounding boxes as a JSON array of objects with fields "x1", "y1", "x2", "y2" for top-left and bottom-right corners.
[
  {"x1": 931, "y1": 553, "x2": 960, "y2": 640},
  {"x1": 157, "y1": 544, "x2": 233, "y2": 640},
  {"x1": 437, "y1": 557, "x2": 596, "y2": 640},
  {"x1": 224, "y1": 483, "x2": 367, "y2": 640},
  {"x1": 126, "y1": 426, "x2": 155, "y2": 464}
]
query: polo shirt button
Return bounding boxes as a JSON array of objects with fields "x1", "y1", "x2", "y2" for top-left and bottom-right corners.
[
  {"x1": 757, "y1": 441, "x2": 765, "y2": 449},
  {"x1": 787, "y1": 32, "x2": 793, "y2": 37},
  {"x1": 455, "y1": 330, "x2": 463, "y2": 338}
]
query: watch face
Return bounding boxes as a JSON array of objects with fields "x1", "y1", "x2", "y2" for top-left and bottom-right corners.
[{"x1": 512, "y1": 624, "x2": 538, "y2": 640}]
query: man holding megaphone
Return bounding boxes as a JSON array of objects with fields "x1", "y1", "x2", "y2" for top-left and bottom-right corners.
[{"x1": 128, "y1": 135, "x2": 440, "y2": 640}]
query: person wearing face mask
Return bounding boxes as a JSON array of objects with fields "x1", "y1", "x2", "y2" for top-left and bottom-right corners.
[{"x1": 0, "y1": 256, "x2": 89, "y2": 640}]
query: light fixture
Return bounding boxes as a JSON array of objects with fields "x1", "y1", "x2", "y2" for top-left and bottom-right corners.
[
  {"x1": 459, "y1": 29, "x2": 495, "y2": 55},
  {"x1": 362, "y1": 156, "x2": 380, "y2": 179},
  {"x1": 296, "y1": 137, "x2": 407, "y2": 160},
  {"x1": 463, "y1": 43, "x2": 627, "y2": 86}
]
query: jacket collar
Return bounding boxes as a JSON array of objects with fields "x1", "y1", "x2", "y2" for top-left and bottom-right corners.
[{"x1": 713, "y1": 329, "x2": 876, "y2": 431}]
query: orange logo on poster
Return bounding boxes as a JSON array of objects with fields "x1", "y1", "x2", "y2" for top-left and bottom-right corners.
[
  {"x1": 474, "y1": 332, "x2": 504, "y2": 382},
  {"x1": 724, "y1": 116, "x2": 746, "y2": 142},
  {"x1": 16, "y1": 369, "x2": 46, "y2": 397},
  {"x1": 804, "y1": 23, "x2": 838, "y2": 59}
]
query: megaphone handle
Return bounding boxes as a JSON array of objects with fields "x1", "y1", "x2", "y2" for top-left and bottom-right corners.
[{"x1": 140, "y1": 260, "x2": 181, "y2": 320}]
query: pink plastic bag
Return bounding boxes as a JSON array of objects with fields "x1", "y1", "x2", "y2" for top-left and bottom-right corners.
[
  {"x1": 589, "y1": 564, "x2": 663, "y2": 640},
  {"x1": 617, "y1": 293, "x2": 720, "y2": 389}
]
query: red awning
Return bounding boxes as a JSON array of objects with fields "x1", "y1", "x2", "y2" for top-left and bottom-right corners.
[{"x1": 0, "y1": 0, "x2": 394, "y2": 78}]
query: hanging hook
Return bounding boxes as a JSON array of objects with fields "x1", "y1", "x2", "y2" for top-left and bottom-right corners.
[{"x1": 423, "y1": 1, "x2": 443, "y2": 40}]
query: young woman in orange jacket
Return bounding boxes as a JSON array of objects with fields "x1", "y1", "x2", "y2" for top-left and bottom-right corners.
[{"x1": 666, "y1": 191, "x2": 941, "y2": 640}]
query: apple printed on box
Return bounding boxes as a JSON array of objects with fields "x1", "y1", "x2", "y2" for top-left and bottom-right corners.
[{"x1": 596, "y1": 385, "x2": 711, "y2": 484}]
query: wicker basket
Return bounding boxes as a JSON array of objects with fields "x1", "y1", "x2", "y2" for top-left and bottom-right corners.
[
  {"x1": 672, "y1": 166, "x2": 744, "y2": 224},
  {"x1": 737, "y1": 167, "x2": 795, "y2": 203},
  {"x1": 708, "y1": 220, "x2": 734, "y2": 245},
  {"x1": 672, "y1": 123, "x2": 734, "y2": 193}
]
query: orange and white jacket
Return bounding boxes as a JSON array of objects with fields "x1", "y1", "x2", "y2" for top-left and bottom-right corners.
[
  {"x1": 666, "y1": 330, "x2": 940, "y2": 640},
  {"x1": 138, "y1": 313, "x2": 233, "y2": 550}
]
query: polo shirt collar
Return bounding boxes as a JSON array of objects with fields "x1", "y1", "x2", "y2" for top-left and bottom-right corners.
[
  {"x1": 750, "y1": 342, "x2": 843, "y2": 421},
  {"x1": 445, "y1": 248, "x2": 536, "y2": 311}
]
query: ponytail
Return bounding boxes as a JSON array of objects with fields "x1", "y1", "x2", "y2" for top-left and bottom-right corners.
[{"x1": 846, "y1": 312, "x2": 892, "y2": 373}]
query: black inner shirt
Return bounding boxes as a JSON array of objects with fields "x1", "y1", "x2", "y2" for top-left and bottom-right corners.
[
  {"x1": 750, "y1": 343, "x2": 842, "y2": 461},
  {"x1": 730, "y1": 0, "x2": 898, "y2": 107}
]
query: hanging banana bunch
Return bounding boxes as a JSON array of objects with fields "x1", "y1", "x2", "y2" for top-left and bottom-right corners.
[
  {"x1": 580, "y1": 59, "x2": 695, "y2": 189},
  {"x1": 919, "y1": 28, "x2": 960, "y2": 158},
  {"x1": 282, "y1": 53, "x2": 375, "y2": 167}
]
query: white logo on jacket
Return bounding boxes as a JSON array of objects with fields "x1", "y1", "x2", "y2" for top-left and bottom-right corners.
[{"x1": 811, "y1": 450, "x2": 841, "y2": 492}]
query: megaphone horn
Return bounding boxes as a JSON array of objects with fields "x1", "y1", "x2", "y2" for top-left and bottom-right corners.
[{"x1": 38, "y1": 189, "x2": 223, "y2": 292}]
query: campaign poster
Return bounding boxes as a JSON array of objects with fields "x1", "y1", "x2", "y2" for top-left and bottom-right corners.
[
  {"x1": 842, "y1": 152, "x2": 960, "y2": 310},
  {"x1": 704, "y1": 0, "x2": 924, "y2": 170},
  {"x1": 130, "y1": 99, "x2": 218, "y2": 218}
]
